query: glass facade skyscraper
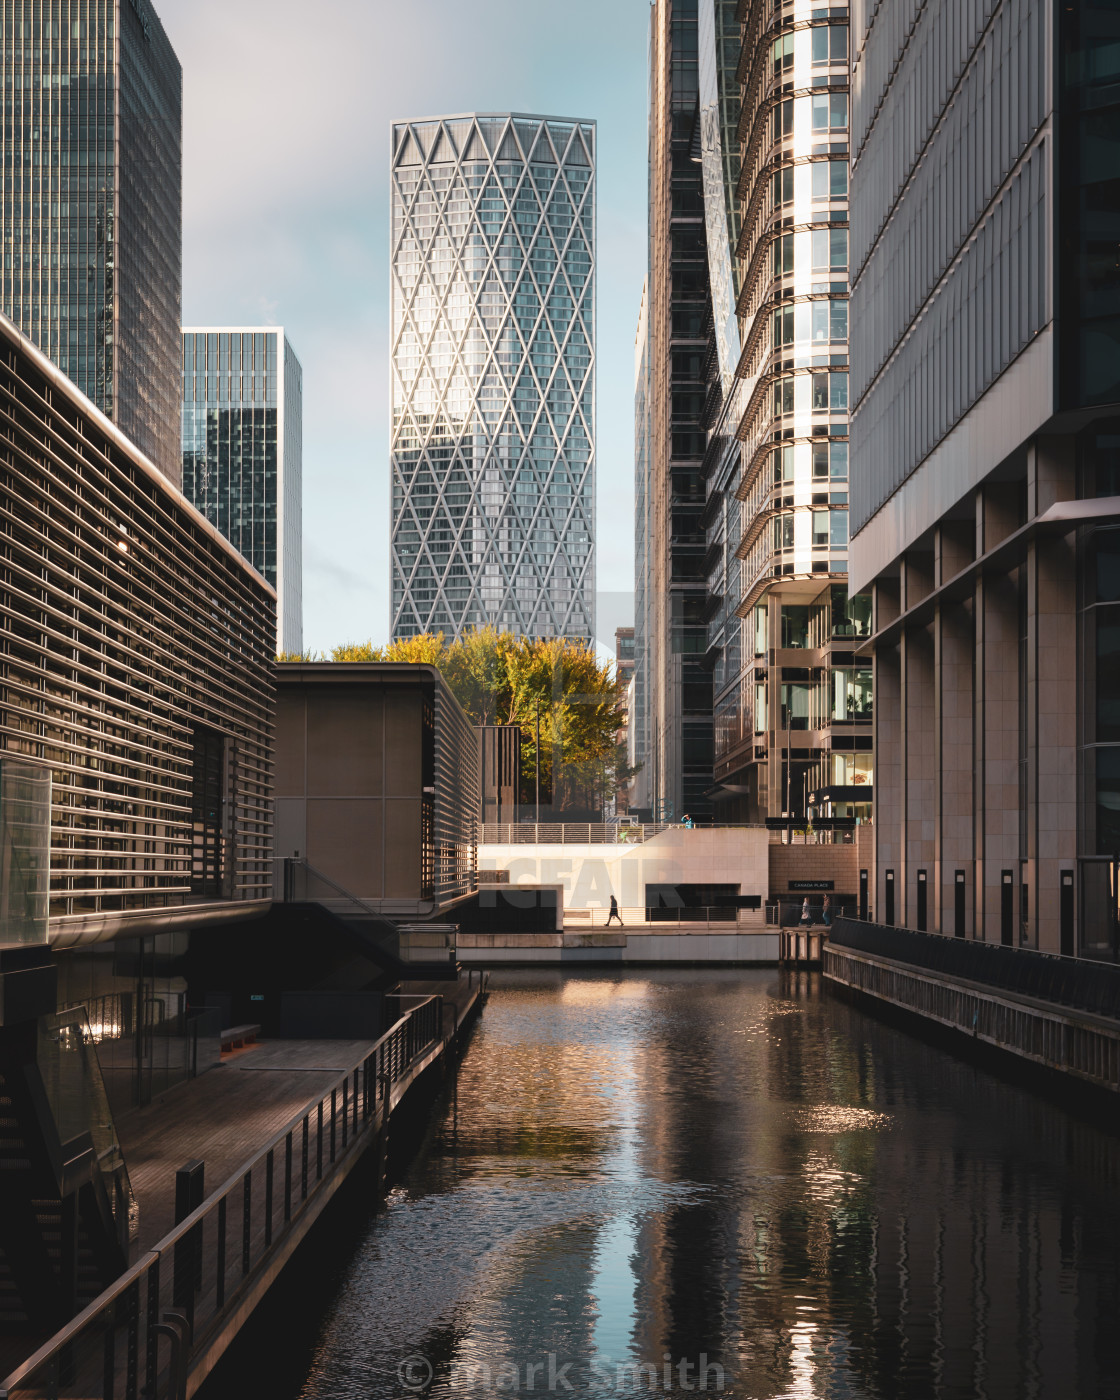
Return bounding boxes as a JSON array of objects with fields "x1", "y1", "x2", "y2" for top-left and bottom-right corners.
[
  {"x1": 390, "y1": 113, "x2": 595, "y2": 642},
  {"x1": 1, "y1": 0, "x2": 183, "y2": 483},
  {"x1": 181, "y1": 329, "x2": 303, "y2": 655}
]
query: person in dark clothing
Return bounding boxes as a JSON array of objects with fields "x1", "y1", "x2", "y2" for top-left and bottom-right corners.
[{"x1": 606, "y1": 895, "x2": 624, "y2": 927}]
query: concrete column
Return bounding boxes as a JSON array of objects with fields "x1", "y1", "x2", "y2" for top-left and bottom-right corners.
[
  {"x1": 902, "y1": 623, "x2": 936, "y2": 928},
  {"x1": 936, "y1": 598, "x2": 975, "y2": 935},
  {"x1": 874, "y1": 642, "x2": 902, "y2": 924},
  {"x1": 1029, "y1": 435, "x2": 1078, "y2": 953},
  {"x1": 976, "y1": 569, "x2": 1021, "y2": 943}
]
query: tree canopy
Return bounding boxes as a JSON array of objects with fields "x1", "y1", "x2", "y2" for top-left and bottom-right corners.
[{"x1": 296, "y1": 628, "x2": 635, "y2": 813}]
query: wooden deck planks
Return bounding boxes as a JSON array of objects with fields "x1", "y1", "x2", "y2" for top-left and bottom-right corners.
[{"x1": 118, "y1": 1039, "x2": 376, "y2": 1254}]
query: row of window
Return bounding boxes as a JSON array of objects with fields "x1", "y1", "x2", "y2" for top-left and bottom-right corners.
[
  {"x1": 772, "y1": 93, "x2": 848, "y2": 142},
  {"x1": 771, "y1": 506, "x2": 849, "y2": 551},
  {"x1": 772, "y1": 299, "x2": 847, "y2": 347},
  {"x1": 772, "y1": 369, "x2": 848, "y2": 415},
  {"x1": 772, "y1": 228, "x2": 847, "y2": 275},
  {"x1": 771, "y1": 25, "x2": 848, "y2": 75},
  {"x1": 771, "y1": 159, "x2": 847, "y2": 209}
]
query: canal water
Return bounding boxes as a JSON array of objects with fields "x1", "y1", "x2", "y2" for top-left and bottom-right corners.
[{"x1": 217, "y1": 971, "x2": 1120, "y2": 1399}]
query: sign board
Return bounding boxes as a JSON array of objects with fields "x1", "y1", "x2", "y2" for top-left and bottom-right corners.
[{"x1": 789, "y1": 879, "x2": 834, "y2": 891}]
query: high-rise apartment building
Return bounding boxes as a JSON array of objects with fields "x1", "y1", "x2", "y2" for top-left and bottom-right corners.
[
  {"x1": 711, "y1": 0, "x2": 869, "y2": 828},
  {"x1": 1, "y1": 0, "x2": 182, "y2": 482},
  {"x1": 849, "y1": 0, "x2": 1117, "y2": 957},
  {"x1": 389, "y1": 113, "x2": 596, "y2": 642},
  {"x1": 181, "y1": 329, "x2": 303, "y2": 655},
  {"x1": 642, "y1": 0, "x2": 716, "y2": 820}
]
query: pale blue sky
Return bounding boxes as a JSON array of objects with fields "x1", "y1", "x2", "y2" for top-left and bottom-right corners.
[{"x1": 158, "y1": 0, "x2": 649, "y2": 653}]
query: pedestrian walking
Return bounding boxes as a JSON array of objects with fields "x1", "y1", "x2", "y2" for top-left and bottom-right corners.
[
  {"x1": 822, "y1": 893, "x2": 833, "y2": 927},
  {"x1": 800, "y1": 896, "x2": 812, "y2": 926},
  {"x1": 606, "y1": 894, "x2": 624, "y2": 927}
]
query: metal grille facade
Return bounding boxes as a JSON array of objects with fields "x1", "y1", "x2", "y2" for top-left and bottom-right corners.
[
  {"x1": 390, "y1": 113, "x2": 596, "y2": 642},
  {"x1": 0, "y1": 311, "x2": 275, "y2": 939},
  {"x1": 181, "y1": 328, "x2": 304, "y2": 656},
  {"x1": 0, "y1": 0, "x2": 183, "y2": 485}
]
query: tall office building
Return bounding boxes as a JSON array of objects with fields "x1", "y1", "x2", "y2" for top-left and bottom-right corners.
[
  {"x1": 702, "y1": 0, "x2": 870, "y2": 827},
  {"x1": 1, "y1": 0, "x2": 182, "y2": 482},
  {"x1": 389, "y1": 113, "x2": 596, "y2": 642},
  {"x1": 850, "y1": 0, "x2": 1116, "y2": 956},
  {"x1": 181, "y1": 329, "x2": 303, "y2": 654},
  {"x1": 643, "y1": 0, "x2": 716, "y2": 820}
]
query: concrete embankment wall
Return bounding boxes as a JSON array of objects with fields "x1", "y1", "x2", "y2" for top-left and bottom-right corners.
[{"x1": 457, "y1": 931, "x2": 780, "y2": 965}]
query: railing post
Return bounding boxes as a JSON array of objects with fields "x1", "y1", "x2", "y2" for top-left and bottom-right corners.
[
  {"x1": 317, "y1": 1101, "x2": 324, "y2": 1181},
  {"x1": 124, "y1": 1276, "x2": 140, "y2": 1400},
  {"x1": 341, "y1": 1079, "x2": 349, "y2": 1150},
  {"x1": 242, "y1": 1171, "x2": 252, "y2": 1276},
  {"x1": 284, "y1": 1131, "x2": 293, "y2": 1223},
  {"x1": 330, "y1": 1088, "x2": 337, "y2": 1164},
  {"x1": 265, "y1": 1149, "x2": 274, "y2": 1247},
  {"x1": 353, "y1": 1068, "x2": 360, "y2": 1135},
  {"x1": 216, "y1": 1196, "x2": 226, "y2": 1308},
  {"x1": 145, "y1": 1257, "x2": 160, "y2": 1398},
  {"x1": 302, "y1": 1115, "x2": 310, "y2": 1199}
]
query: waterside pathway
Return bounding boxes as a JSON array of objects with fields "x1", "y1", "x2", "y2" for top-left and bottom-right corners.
[{"x1": 212, "y1": 970, "x2": 1120, "y2": 1400}]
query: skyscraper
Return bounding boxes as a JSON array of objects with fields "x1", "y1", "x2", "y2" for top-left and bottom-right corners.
[
  {"x1": 1, "y1": 0, "x2": 182, "y2": 482},
  {"x1": 642, "y1": 0, "x2": 716, "y2": 820},
  {"x1": 849, "y1": 0, "x2": 1114, "y2": 956},
  {"x1": 704, "y1": 0, "x2": 869, "y2": 828},
  {"x1": 389, "y1": 113, "x2": 595, "y2": 642},
  {"x1": 181, "y1": 329, "x2": 303, "y2": 655}
]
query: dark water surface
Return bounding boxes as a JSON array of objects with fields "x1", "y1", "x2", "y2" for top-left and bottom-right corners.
[{"x1": 235, "y1": 971, "x2": 1120, "y2": 1399}]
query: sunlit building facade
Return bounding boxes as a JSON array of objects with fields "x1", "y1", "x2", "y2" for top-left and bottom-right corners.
[
  {"x1": 181, "y1": 328, "x2": 304, "y2": 655},
  {"x1": 0, "y1": 0, "x2": 183, "y2": 483},
  {"x1": 390, "y1": 113, "x2": 596, "y2": 642},
  {"x1": 704, "y1": 0, "x2": 872, "y2": 827}
]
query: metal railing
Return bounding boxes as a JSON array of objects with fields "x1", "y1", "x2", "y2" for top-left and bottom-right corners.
[
  {"x1": 0, "y1": 996, "x2": 444, "y2": 1400},
  {"x1": 481, "y1": 823, "x2": 669, "y2": 845},
  {"x1": 829, "y1": 918, "x2": 1120, "y2": 1022}
]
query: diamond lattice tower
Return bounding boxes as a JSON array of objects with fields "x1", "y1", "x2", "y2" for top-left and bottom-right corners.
[{"x1": 390, "y1": 114, "x2": 596, "y2": 642}]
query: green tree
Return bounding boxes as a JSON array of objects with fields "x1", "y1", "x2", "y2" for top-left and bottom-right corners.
[{"x1": 324, "y1": 628, "x2": 630, "y2": 813}]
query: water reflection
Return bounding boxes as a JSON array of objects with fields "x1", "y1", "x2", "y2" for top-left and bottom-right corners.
[{"x1": 261, "y1": 971, "x2": 1120, "y2": 1399}]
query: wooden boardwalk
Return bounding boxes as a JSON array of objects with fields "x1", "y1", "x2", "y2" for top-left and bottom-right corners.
[{"x1": 119, "y1": 1040, "x2": 377, "y2": 1254}]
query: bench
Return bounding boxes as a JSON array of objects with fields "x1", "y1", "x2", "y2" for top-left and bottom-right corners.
[{"x1": 220, "y1": 1023, "x2": 260, "y2": 1053}]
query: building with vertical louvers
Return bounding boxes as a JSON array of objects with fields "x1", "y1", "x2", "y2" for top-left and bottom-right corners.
[
  {"x1": 849, "y1": 0, "x2": 1118, "y2": 957},
  {"x1": 389, "y1": 113, "x2": 596, "y2": 643}
]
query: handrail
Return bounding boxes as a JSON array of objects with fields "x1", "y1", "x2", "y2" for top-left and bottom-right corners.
[{"x1": 0, "y1": 994, "x2": 446, "y2": 1400}]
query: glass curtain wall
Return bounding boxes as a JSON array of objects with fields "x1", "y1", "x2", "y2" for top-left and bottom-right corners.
[
  {"x1": 0, "y1": 0, "x2": 182, "y2": 483},
  {"x1": 181, "y1": 329, "x2": 304, "y2": 655},
  {"x1": 389, "y1": 114, "x2": 596, "y2": 643}
]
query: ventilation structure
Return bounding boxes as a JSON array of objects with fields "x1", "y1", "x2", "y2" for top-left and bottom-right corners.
[{"x1": 390, "y1": 114, "x2": 596, "y2": 642}]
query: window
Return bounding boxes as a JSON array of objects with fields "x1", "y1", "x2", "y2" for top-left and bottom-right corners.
[
  {"x1": 772, "y1": 32, "x2": 794, "y2": 75},
  {"x1": 754, "y1": 603, "x2": 768, "y2": 655},
  {"x1": 773, "y1": 511, "x2": 795, "y2": 549},
  {"x1": 830, "y1": 372, "x2": 848, "y2": 410},
  {"x1": 830, "y1": 509, "x2": 848, "y2": 547},
  {"x1": 812, "y1": 509, "x2": 830, "y2": 547},
  {"x1": 810, "y1": 93, "x2": 848, "y2": 132},
  {"x1": 773, "y1": 306, "x2": 795, "y2": 348},
  {"x1": 833, "y1": 752, "x2": 873, "y2": 786},
  {"x1": 811, "y1": 25, "x2": 848, "y2": 65},
  {"x1": 812, "y1": 161, "x2": 848, "y2": 200},
  {"x1": 773, "y1": 376, "x2": 795, "y2": 415},
  {"x1": 772, "y1": 445, "x2": 795, "y2": 485},
  {"x1": 832, "y1": 586, "x2": 872, "y2": 637},
  {"x1": 832, "y1": 668, "x2": 873, "y2": 720},
  {"x1": 781, "y1": 604, "x2": 810, "y2": 648},
  {"x1": 772, "y1": 233, "x2": 794, "y2": 276},
  {"x1": 773, "y1": 100, "x2": 794, "y2": 140},
  {"x1": 812, "y1": 229, "x2": 848, "y2": 271},
  {"x1": 772, "y1": 166, "x2": 794, "y2": 210},
  {"x1": 755, "y1": 681, "x2": 768, "y2": 733}
]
